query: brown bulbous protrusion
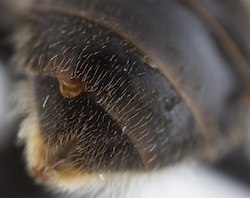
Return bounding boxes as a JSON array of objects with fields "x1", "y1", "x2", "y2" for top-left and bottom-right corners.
[{"x1": 58, "y1": 78, "x2": 86, "y2": 99}]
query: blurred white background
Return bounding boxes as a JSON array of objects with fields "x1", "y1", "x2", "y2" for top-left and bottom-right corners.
[{"x1": 124, "y1": 164, "x2": 250, "y2": 198}]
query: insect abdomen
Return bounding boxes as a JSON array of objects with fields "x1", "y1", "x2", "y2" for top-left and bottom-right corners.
[{"x1": 15, "y1": 0, "x2": 250, "y2": 191}]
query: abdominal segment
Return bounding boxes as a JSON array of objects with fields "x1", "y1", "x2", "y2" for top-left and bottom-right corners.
[{"x1": 19, "y1": 9, "x2": 202, "y2": 177}]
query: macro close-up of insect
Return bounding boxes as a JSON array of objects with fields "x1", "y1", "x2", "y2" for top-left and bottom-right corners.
[{"x1": 0, "y1": 0, "x2": 250, "y2": 198}]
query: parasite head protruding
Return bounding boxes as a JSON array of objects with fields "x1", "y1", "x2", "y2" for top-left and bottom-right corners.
[{"x1": 58, "y1": 78, "x2": 85, "y2": 99}]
